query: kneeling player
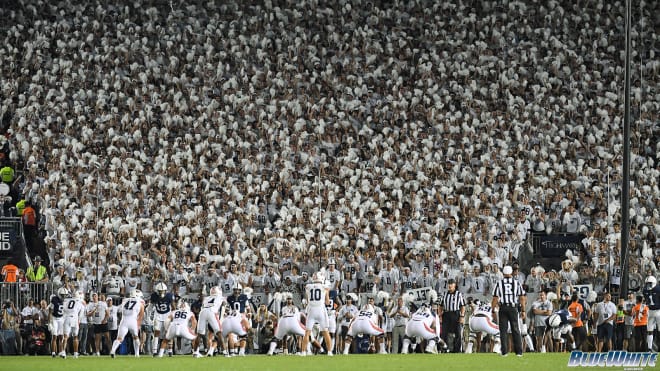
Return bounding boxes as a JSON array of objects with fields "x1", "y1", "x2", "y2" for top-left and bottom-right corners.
[
  {"x1": 466, "y1": 299, "x2": 501, "y2": 354},
  {"x1": 158, "y1": 300, "x2": 197, "y2": 357},
  {"x1": 343, "y1": 303, "x2": 387, "y2": 354}
]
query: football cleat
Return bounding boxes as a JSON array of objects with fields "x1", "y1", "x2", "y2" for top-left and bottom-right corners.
[{"x1": 110, "y1": 353, "x2": 115, "y2": 358}]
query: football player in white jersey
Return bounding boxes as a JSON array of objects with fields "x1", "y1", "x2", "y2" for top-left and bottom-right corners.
[
  {"x1": 192, "y1": 286, "x2": 224, "y2": 357},
  {"x1": 343, "y1": 301, "x2": 387, "y2": 354},
  {"x1": 466, "y1": 299, "x2": 501, "y2": 354},
  {"x1": 267, "y1": 293, "x2": 307, "y2": 355},
  {"x1": 301, "y1": 271, "x2": 334, "y2": 356},
  {"x1": 401, "y1": 303, "x2": 441, "y2": 354},
  {"x1": 110, "y1": 290, "x2": 145, "y2": 358},
  {"x1": 221, "y1": 304, "x2": 250, "y2": 356},
  {"x1": 62, "y1": 290, "x2": 86, "y2": 358},
  {"x1": 158, "y1": 299, "x2": 197, "y2": 357}
]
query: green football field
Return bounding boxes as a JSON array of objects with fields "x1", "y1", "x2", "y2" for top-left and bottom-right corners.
[{"x1": 0, "y1": 353, "x2": 579, "y2": 371}]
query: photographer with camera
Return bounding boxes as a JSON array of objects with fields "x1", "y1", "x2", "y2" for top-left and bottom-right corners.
[{"x1": 1, "y1": 300, "x2": 22, "y2": 354}]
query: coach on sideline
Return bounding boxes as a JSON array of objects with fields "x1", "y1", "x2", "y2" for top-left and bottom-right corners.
[{"x1": 492, "y1": 265, "x2": 526, "y2": 357}]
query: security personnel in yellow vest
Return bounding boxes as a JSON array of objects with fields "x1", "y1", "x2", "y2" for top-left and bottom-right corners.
[
  {"x1": 16, "y1": 198, "x2": 26, "y2": 216},
  {"x1": 0, "y1": 165, "x2": 14, "y2": 184},
  {"x1": 26, "y1": 256, "x2": 49, "y2": 282}
]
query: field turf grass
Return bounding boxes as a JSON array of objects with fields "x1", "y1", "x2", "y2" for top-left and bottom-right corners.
[{"x1": 1, "y1": 353, "x2": 576, "y2": 371}]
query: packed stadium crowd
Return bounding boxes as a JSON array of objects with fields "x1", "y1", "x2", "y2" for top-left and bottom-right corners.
[{"x1": 0, "y1": 0, "x2": 658, "y2": 358}]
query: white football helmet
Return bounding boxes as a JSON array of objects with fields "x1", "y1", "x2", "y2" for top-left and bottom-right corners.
[
  {"x1": 312, "y1": 271, "x2": 325, "y2": 283},
  {"x1": 130, "y1": 289, "x2": 143, "y2": 299},
  {"x1": 57, "y1": 287, "x2": 70, "y2": 298},
  {"x1": 232, "y1": 283, "x2": 243, "y2": 294},
  {"x1": 645, "y1": 276, "x2": 657, "y2": 289},
  {"x1": 155, "y1": 282, "x2": 168, "y2": 297},
  {"x1": 74, "y1": 290, "x2": 84, "y2": 300},
  {"x1": 210, "y1": 286, "x2": 221, "y2": 296},
  {"x1": 362, "y1": 303, "x2": 375, "y2": 312},
  {"x1": 177, "y1": 298, "x2": 189, "y2": 311}
]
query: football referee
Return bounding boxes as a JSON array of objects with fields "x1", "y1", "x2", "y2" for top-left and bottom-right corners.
[
  {"x1": 492, "y1": 265, "x2": 526, "y2": 357},
  {"x1": 440, "y1": 278, "x2": 466, "y2": 353}
]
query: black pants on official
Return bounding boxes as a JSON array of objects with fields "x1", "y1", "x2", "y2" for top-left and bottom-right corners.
[
  {"x1": 498, "y1": 305, "x2": 523, "y2": 355},
  {"x1": 442, "y1": 311, "x2": 462, "y2": 353}
]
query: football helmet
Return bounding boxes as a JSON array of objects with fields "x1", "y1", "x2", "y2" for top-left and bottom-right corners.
[
  {"x1": 362, "y1": 303, "x2": 375, "y2": 312},
  {"x1": 155, "y1": 282, "x2": 168, "y2": 298},
  {"x1": 130, "y1": 289, "x2": 143, "y2": 299},
  {"x1": 177, "y1": 298, "x2": 189, "y2": 311},
  {"x1": 210, "y1": 286, "x2": 221, "y2": 296},
  {"x1": 57, "y1": 287, "x2": 70, "y2": 298},
  {"x1": 548, "y1": 313, "x2": 562, "y2": 328},
  {"x1": 645, "y1": 276, "x2": 657, "y2": 289},
  {"x1": 74, "y1": 290, "x2": 84, "y2": 300},
  {"x1": 312, "y1": 271, "x2": 325, "y2": 283},
  {"x1": 232, "y1": 283, "x2": 243, "y2": 294}
]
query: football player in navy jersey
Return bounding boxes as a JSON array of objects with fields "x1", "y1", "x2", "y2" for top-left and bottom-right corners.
[
  {"x1": 642, "y1": 276, "x2": 660, "y2": 352},
  {"x1": 226, "y1": 284, "x2": 254, "y2": 314},
  {"x1": 49, "y1": 288, "x2": 68, "y2": 357},
  {"x1": 150, "y1": 282, "x2": 175, "y2": 356}
]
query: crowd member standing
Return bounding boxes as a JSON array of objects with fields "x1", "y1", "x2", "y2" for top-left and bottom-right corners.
[
  {"x1": 593, "y1": 291, "x2": 617, "y2": 352},
  {"x1": 531, "y1": 291, "x2": 553, "y2": 352},
  {"x1": 388, "y1": 296, "x2": 409, "y2": 354},
  {"x1": 439, "y1": 278, "x2": 466, "y2": 353},
  {"x1": 491, "y1": 265, "x2": 526, "y2": 357},
  {"x1": 567, "y1": 293, "x2": 586, "y2": 351},
  {"x1": 87, "y1": 292, "x2": 108, "y2": 356},
  {"x1": 631, "y1": 295, "x2": 649, "y2": 351}
]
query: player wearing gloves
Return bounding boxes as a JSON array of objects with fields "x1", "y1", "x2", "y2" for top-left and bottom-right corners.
[
  {"x1": 267, "y1": 293, "x2": 306, "y2": 355},
  {"x1": 157, "y1": 299, "x2": 197, "y2": 357},
  {"x1": 62, "y1": 290, "x2": 86, "y2": 358},
  {"x1": 343, "y1": 300, "x2": 387, "y2": 355},
  {"x1": 466, "y1": 299, "x2": 501, "y2": 354},
  {"x1": 151, "y1": 283, "x2": 175, "y2": 356},
  {"x1": 192, "y1": 286, "x2": 224, "y2": 358},
  {"x1": 301, "y1": 271, "x2": 334, "y2": 356},
  {"x1": 110, "y1": 290, "x2": 145, "y2": 358}
]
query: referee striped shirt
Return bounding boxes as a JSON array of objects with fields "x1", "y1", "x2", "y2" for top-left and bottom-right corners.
[
  {"x1": 492, "y1": 277, "x2": 526, "y2": 305},
  {"x1": 441, "y1": 289, "x2": 466, "y2": 312}
]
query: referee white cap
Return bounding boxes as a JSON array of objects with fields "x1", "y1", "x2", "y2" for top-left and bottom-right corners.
[{"x1": 502, "y1": 266, "x2": 513, "y2": 275}]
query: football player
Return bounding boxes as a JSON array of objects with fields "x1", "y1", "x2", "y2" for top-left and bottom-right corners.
[
  {"x1": 343, "y1": 301, "x2": 387, "y2": 354},
  {"x1": 643, "y1": 276, "x2": 660, "y2": 352},
  {"x1": 301, "y1": 271, "x2": 334, "y2": 356},
  {"x1": 49, "y1": 287, "x2": 68, "y2": 358},
  {"x1": 465, "y1": 299, "x2": 501, "y2": 354},
  {"x1": 151, "y1": 282, "x2": 175, "y2": 356},
  {"x1": 267, "y1": 293, "x2": 306, "y2": 355},
  {"x1": 192, "y1": 286, "x2": 224, "y2": 357},
  {"x1": 62, "y1": 290, "x2": 86, "y2": 358},
  {"x1": 221, "y1": 300, "x2": 251, "y2": 356},
  {"x1": 110, "y1": 289, "x2": 145, "y2": 358},
  {"x1": 157, "y1": 299, "x2": 197, "y2": 357},
  {"x1": 544, "y1": 308, "x2": 577, "y2": 352},
  {"x1": 151, "y1": 282, "x2": 174, "y2": 357},
  {"x1": 401, "y1": 303, "x2": 441, "y2": 354}
]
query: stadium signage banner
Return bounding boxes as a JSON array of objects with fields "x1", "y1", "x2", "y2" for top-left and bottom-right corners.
[
  {"x1": 0, "y1": 230, "x2": 15, "y2": 255},
  {"x1": 538, "y1": 233, "x2": 584, "y2": 258},
  {"x1": 568, "y1": 351, "x2": 657, "y2": 368}
]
